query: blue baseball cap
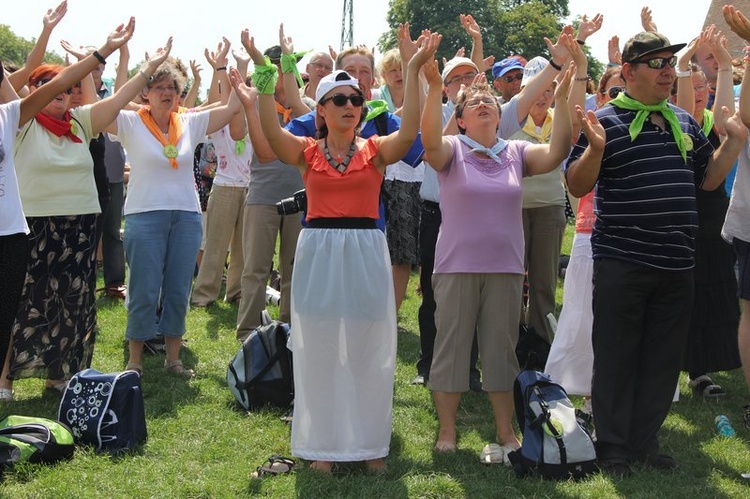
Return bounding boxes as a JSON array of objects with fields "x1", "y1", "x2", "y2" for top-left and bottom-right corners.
[{"x1": 492, "y1": 58, "x2": 524, "y2": 79}]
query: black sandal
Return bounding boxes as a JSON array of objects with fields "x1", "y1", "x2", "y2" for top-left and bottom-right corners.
[
  {"x1": 251, "y1": 456, "x2": 296, "y2": 478},
  {"x1": 689, "y1": 375, "x2": 726, "y2": 399}
]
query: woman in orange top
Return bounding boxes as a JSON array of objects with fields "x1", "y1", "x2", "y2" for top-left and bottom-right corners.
[{"x1": 230, "y1": 30, "x2": 439, "y2": 473}]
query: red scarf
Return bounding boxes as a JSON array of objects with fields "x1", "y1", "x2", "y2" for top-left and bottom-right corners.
[{"x1": 35, "y1": 111, "x2": 82, "y2": 143}]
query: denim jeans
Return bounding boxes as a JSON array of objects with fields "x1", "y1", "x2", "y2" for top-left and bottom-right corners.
[{"x1": 124, "y1": 210, "x2": 201, "y2": 341}]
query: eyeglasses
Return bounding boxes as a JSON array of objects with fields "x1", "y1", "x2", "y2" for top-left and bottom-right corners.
[
  {"x1": 463, "y1": 97, "x2": 497, "y2": 109},
  {"x1": 501, "y1": 73, "x2": 523, "y2": 83},
  {"x1": 446, "y1": 72, "x2": 478, "y2": 86},
  {"x1": 35, "y1": 78, "x2": 72, "y2": 95},
  {"x1": 320, "y1": 93, "x2": 365, "y2": 107},
  {"x1": 607, "y1": 86, "x2": 625, "y2": 99},
  {"x1": 152, "y1": 84, "x2": 178, "y2": 93},
  {"x1": 309, "y1": 61, "x2": 333, "y2": 72},
  {"x1": 694, "y1": 84, "x2": 708, "y2": 92},
  {"x1": 632, "y1": 55, "x2": 677, "y2": 69}
]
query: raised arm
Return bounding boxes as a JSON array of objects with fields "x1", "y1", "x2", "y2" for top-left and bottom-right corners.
[
  {"x1": 375, "y1": 32, "x2": 441, "y2": 169},
  {"x1": 19, "y1": 17, "x2": 135, "y2": 127},
  {"x1": 9, "y1": 1, "x2": 67, "y2": 92},
  {"x1": 641, "y1": 6, "x2": 658, "y2": 33},
  {"x1": 60, "y1": 41, "x2": 97, "y2": 105},
  {"x1": 525, "y1": 64, "x2": 575, "y2": 175},
  {"x1": 676, "y1": 34, "x2": 705, "y2": 115},
  {"x1": 183, "y1": 60, "x2": 202, "y2": 109},
  {"x1": 575, "y1": 13, "x2": 603, "y2": 46},
  {"x1": 421, "y1": 58, "x2": 453, "y2": 171},
  {"x1": 710, "y1": 33, "x2": 735, "y2": 134},
  {"x1": 565, "y1": 105, "x2": 606, "y2": 197},
  {"x1": 565, "y1": 36, "x2": 589, "y2": 142},
  {"x1": 92, "y1": 34, "x2": 172, "y2": 135},
  {"x1": 113, "y1": 42, "x2": 130, "y2": 92},
  {"x1": 240, "y1": 30, "x2": 307, "y2": 168},
  {"x1": 461, "y1": 14, "x2": 485, "y2": 72},
  {"x1": 204, "y1": 38, "x2": 231, "y2": 104},
  {"x1": 278, "y1": 24, "x2": 312, "y2": 117},
  {"x1": 514, "y1": 26, "x2": 573, "y2": 123},
  {"x1": 723, "y1": 4, "x2": 750, "y2": 126}
]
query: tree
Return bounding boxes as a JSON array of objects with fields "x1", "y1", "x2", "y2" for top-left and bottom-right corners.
[{"x1": 0, "y1": 24, "x2": 64, "y2": 68}]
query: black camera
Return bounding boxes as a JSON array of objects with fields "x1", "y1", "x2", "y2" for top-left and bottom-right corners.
[{"x1": 276, "y1": 189, "x2": 307, "y2": 215}]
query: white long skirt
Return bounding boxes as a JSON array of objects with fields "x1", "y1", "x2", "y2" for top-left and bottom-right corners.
[
  {"x1": 290, "y1": 227, "x2": 397, "y2": 461},
  {"x1": 544, "y1": 232, "x2": 594, "y2": 396}
]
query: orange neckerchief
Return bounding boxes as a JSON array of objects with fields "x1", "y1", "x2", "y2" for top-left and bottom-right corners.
[
  {"x1": 275, "y1": 101, "x2": 292, "y2": 124},
  {"x1": 137, "y1": 106, "x2": 183, "y2": 169}
]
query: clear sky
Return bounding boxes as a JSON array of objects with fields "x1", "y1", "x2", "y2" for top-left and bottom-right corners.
[{"x1": 4, "y1": 0, "x2": 720, "y2": 82}]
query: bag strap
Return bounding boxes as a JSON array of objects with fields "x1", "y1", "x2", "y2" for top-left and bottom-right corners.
[{"x1": 530, "y1": 385, "x2": 568, "y2": 465}]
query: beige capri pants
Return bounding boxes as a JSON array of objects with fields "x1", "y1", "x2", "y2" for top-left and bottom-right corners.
[{"x1": 428, "y1": 273, "x2": 523, "y2": 392}]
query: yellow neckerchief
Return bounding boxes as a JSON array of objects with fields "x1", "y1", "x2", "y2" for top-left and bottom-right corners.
[
  {"x1": 275, "y1": 101, "x2": 292, "y2": 124},
  {"x1": 137, "y1": 107, "x2": 183, "y2": 169},
  {"x1": 521, "y1": 108, "x2": 553, "y2": 143}
]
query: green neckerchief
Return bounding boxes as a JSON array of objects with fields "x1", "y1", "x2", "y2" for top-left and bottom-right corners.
[
  {"x1": 235, "y1": 137, "x2": 247, "y2": 155},
  {"x1": 364, "y1": 99, "x2": 389, "y2": 122},
  {"x1": 610, "y1": 93, "x2": 687, "y2": 163},
  {"x1": 280, "y1": 51, "x2": 309, "y2": 89},
  {"x1": 252, "y1": 57, "x2": 278, "y2": 95},
  {"x1": 702, "y1": 109, "x2": 714, "y2": 137}
]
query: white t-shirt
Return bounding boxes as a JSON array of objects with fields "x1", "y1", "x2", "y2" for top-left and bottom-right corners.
[
  {"x1": 115, "y1": 109, "x2": 210, "y2": 215},
  {"x1": 210, "y1": 125, "x2": 253, "y2": 187},
  {"x1": 0, "y1": 100, "x2": 29, "y2": 235},
  {"x1": 14, "y1": 105, "x2": 100, "y2": 217},
  {"x1": 722, "y1": 138, "x2": 750, "y2": 244}
]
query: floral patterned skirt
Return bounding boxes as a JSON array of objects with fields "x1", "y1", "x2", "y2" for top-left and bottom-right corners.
[{"x1": 10, "y1": 215, "x2": 98, "y2": 380}]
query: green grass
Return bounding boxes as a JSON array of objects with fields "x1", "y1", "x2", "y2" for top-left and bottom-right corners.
[{"x1": 2, "y1": 224, "x2": 750, "y2": 497}]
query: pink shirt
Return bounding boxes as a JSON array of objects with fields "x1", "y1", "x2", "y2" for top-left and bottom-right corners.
[{"x1": 434, "y1": 136, "x2": 529, "y2": 274}]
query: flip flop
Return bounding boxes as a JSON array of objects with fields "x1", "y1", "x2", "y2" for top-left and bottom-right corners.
[{"x1": 251, "y1": 456, "x2": 296, "y2": 478}]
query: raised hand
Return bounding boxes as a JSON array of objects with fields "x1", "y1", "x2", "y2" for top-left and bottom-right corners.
[
  {"x1": 397, "y1": 23, "x2": 418, "y2": 63},
  {"x1": 190, "y1": 60, "x2": 202, "y2": 80},
  {"x1": 229, "y1": 67, "x2": 258, "y2": 107},
  {"x1": 423, "y1": 59, "x2": 442, "y2": 89},
  {"x1": 555, "y1": 62, "x2": 575, "y2": 102},
  {"x1": 328, "y1": 45, "x2": 338, "y2": 61},
  {"x1": 106, "y1": 17, "x2": 136, "y2": 52},
  {"x1": 708, "y1": 30, "x2": 733, "y2": 69},
  {"x1": 409, "y1": 32, "x2": 442, "y2": 70},
  {"x1": 241, "y1": 29, "x2": 265, "y2": 65},
  {"x1": 460, "y1": 14, "x2": 481, "y2": 40},
  {"x1": 577, "y1": 13, "x2": 603, "y2": 42},
  {"x1": 576, "y1": 105, "x2": 606, "y2": 151},
  {"x1": 483, "y1": 55, "x2": 495, "y2": 71},
  {"x1": 279, "y1": 23, "x2": 294, "y2": 55},
  {"x1": 608, "y1": 35, "x2": 621, "y2": 65},
  {"x1": 232, "y1": 47, "x2": 251, "y2": 66},
  {"x1": 563, "y1": 33, "x2": 586, "y2": 67},
  {"x1": 43, "y1": 1, "x2": 68, "y2": 31},
  {"x1": 145, "y1": 37, "x2": 173, "y2": 70},
  {"x1": 205, "y1": 37, "x2": 231, "y2": 69},
  {"x1": 722, "y1": 106, "x2": 749, "y2": 140},
  {"x1": 724, "y1": 4, "x2": 750, "y2": 42},
  {"x1": 641, "y1": 6, "x2": 658, "y2": 33},
  {"x1": 545, "y1": 25, "x2": 574, "y2": 66},
  {"x1": 60, "y1": 40, "x2": 88, "y2": 61}
]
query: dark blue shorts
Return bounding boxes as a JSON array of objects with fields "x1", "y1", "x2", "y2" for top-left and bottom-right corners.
[{"x1": 733, "y1": 237, "x2": 750, "y2": 300}]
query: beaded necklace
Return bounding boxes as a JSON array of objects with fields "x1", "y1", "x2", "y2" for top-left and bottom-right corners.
[{"x1": 324, "y1": 137, "x2": 356, "y2": 173}]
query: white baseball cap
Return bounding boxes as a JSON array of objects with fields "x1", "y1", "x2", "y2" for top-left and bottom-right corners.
[
  {"x1": 315, "y1": 70, "x2": 360, "y2": 103},
  {"x1": 520, "y1": 56, "x2": 549, "y2": 88},
  {"x1": 441, "y1": 57, "x2": 479, "y2": 83}
]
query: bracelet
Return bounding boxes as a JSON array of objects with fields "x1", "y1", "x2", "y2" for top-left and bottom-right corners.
[
  {"x1": 576, "y1": 39, "x2": 585, "y2": 46},
  {"x1": 549, "y1": 58, "x2": 562, "y2": 71},
  {"x1": 675, "y1": 69, "x2": 691, "y2": 78},
  {"x1": 574, "y1": 76, "x2": 589, "y2": 82},
  {"x1": 92, "y1": 51, "x2": 107, "y2": 65},
  {"x1": 216, "y1": 66, "x2": 227, "y2": 71},
  {"x1": 137, "y1": 70, "x2": 150, "y2": 83},
  {"x1": 606, "y1": 62, "x2": 620, "y2": 67},
  {"x1": 718, "y1": 68, "x2": 732, "y2": 72},
  {"x1": 252, "y1": 57, "x2": 279, "y2": 95}
]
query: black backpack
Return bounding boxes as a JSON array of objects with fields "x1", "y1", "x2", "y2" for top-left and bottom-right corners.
[
  {"x1": 508, "y1": 370, "x2": 597, "y2": 480},
  {"x1": 227, "y1": 320, "x2": 294, "y2": 411},
  {"x1": 0, "y1": 415, "x2": 75, "y2": 471},
  {"x1": 58, "y1": 369, "x2": 147, "y2": 453}
]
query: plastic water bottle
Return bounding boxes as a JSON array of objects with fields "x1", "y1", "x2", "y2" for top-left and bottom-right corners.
[{"x1": 715, "y1": 415, "x2": 736, "y2": 437}]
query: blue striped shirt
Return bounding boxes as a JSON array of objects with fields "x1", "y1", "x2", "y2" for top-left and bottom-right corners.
[{"x1": 565, "y1": 103, "x2": 714, "y2": 270}]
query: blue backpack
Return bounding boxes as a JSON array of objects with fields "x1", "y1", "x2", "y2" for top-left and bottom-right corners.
[
  {"x1": 227, "y1": 320, "x2": 294, "y2": 411},
  {"x1": 509, "y1": 370, "x2": 597, "y2": 480},
  {"x1": 58, "y1": 369, "x2": 146, "y2": 452}
]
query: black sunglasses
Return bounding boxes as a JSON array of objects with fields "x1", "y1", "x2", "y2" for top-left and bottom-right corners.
[
  {"x1": 607, "y1": 86, "x2": 625, "y2": 99},
  {"x1": 321, "y1": 93, "x2": 365, "y2": 107},
  {"x1": 35, "y1": 78, "x2": 72, "y2": 95},
  {"x1": 632, "y1": 55, "x2": 677, "y2": 69},
  {"x1": 502, "y1": 73, "x2": 523, "y2": 83}
]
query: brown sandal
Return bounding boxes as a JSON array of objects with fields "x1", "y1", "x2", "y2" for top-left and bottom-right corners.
[
  {"x1": 164, "y1": 359, "x2": 195, "y2": 379},
  {"x1": 125, "y1": 362, "x2": 143, "y2": 377}
]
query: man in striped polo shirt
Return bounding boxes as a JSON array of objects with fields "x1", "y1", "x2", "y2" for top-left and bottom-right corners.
[{"x1": 565, "y1": 31, "x2": 748, "y2": 476}]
